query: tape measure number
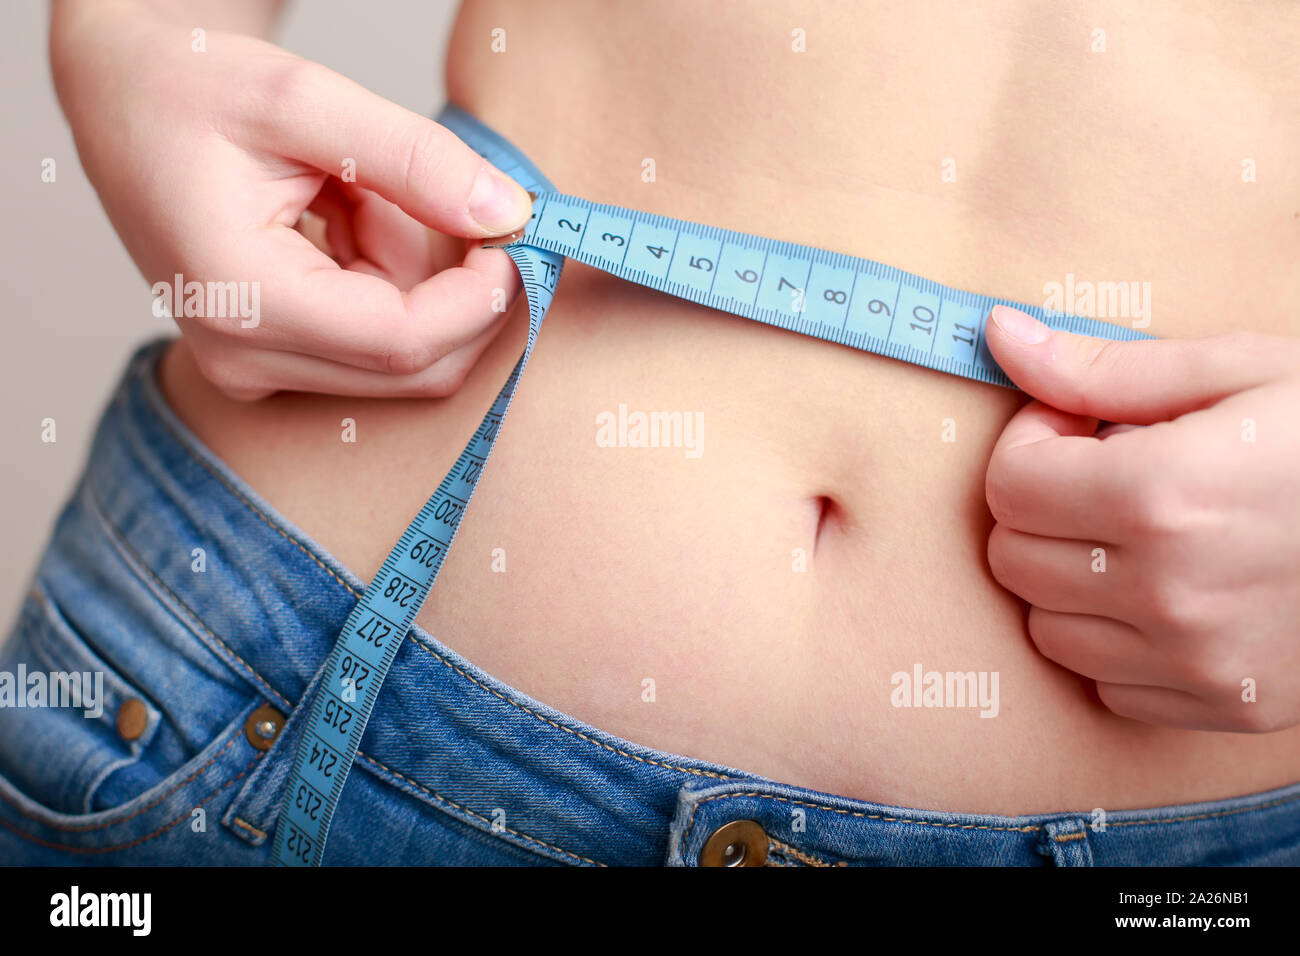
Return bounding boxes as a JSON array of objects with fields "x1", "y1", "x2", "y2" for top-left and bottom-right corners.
[{"x1": 270, "y1": 104, "x2": 1151, "y2": 866}]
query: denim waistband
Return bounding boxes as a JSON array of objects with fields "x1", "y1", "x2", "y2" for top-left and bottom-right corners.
[{"x1": 4, "y1": 337, "x2": 1299, "y2": 866}]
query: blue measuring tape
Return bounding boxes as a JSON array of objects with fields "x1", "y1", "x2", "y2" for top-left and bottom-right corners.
[{"x1": 270, "y1": 103, "x2": 1153, "y2": 865}]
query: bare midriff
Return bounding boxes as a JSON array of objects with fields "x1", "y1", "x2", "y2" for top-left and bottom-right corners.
[{"x1": 159, "y1": 0, "x2": 1300, "y2": 814}]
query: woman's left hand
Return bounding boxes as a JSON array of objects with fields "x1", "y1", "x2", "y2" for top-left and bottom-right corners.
[{"x1": 984, "y1": 305, "x2": 1300, "y2": 732}]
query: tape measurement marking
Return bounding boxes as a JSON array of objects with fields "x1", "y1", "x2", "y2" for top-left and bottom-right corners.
[{"x1": 270, "y1": 104, "x2": 1152, "y2": 865}]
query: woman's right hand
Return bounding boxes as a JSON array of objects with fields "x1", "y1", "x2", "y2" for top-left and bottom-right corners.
[{"x1": 51, "y1": 0, "x2": 534, "y2": 398}]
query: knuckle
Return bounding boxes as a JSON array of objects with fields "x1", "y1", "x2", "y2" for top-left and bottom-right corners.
[
  {"x1": 1185, "y1": 331, "x2": 1264, "y2": 384},
  {"x1": 260, "y1": 55, "x2": 327, "y2": 114},
  {"x1": 380, "y1": 334, "x2": 441, "y2": 377},
  {"x1": 1176, "y1": 641, "x2": 1236, "y2": 692},
  {"x1": 1212, "y1": 329, "x2": 1260, "y2": 357},
  {"x1": 431, "y1": 360, "x2": 472, "y2": 396},
  {"x1": 1094, "y1": 682, "x2": 1136, "y2": 720},
  {"x1": 398, "y1": 124, "x2": 456, "y2": 200},
  {"x1": 1226, "y1": 701, "x2": 1274, "y2": 736},
  {"x1": 382, "y1": 347, "x2": 423, "y2": 377},
  {"x1": 1068, "y1": 338, "x2": 1132, "y2": 406},
  {"x1": 1082, "y1": 338, "x2": 1128, "y2": 376},
  {"x1": 374, "y1": 319, "x2": 432, "y2": 375},
  {"x1": 183, "y1": 306, "x2": 228, "y2": 335},
  {"x1": 1025, "y1": 610, "x2": 1065, "y2": 661},
  {"x1": 415, "y1": 377, "x2": 460, "y2": 400},
  {"x1": 985, "y1": 525, "x2": 1019, "y2": 589},
  {"x1": 243, "y1": 55, "x2": 327, "y2": 138},
  {"x1": 414, "y1": 353, "x2": 473, "y2": 398},
  {"x1": 1228, "y1": 704, "x2": 1283, "y2": 734},
  {"x1": 1141, "y1": 575, "x2": 1194, "y2": 629},
  {"x1": 984, "y1": 463, "x2": 1017, "y2": 525},
  {"x1": 192, "y1": 348, "x2": 252, "y2": 397},
  {"x1": 1124, "y1": 481, "x2": 1186, "y2": 538}
]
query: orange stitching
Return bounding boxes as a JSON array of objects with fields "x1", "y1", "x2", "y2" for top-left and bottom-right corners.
[
  {"x1": 681, "y1": 791, "x2": 1040, "y2": 860},
  {"x1": 681, "y1": 788, "x2": 1300, "y2": 863},
  {"x1": 26, "y1": 588, "x2": 121, "y2": 683},
  {"x1": 142, "y1": 383, "x2": 365, "y2": 602},
  {"x1": 406, "y1": 637, "x2": 732, "y2": 781},
  {"x1": 149, "y1": 360, "x2": 733, "y2": 784},
  {"x1": 356, "y1": 752, "x2": 605, "y2": 867},
  {"x1": 768, "y1": 835, "x2": 842, "y2": 867},
  {"x1": 1093, "y1": 792, "x2": 1300, "y2": 831},
  {"x1": 0, "y1": 754, "x2": 260, "y2": 854},
  {"x1": 0, "y1": 734, "x2": 242, "y2": 833},
  {"x1": 232, "y1": 817, "x2": 267, "y2": 840},
  {"x1": 1054, "y1": 831, "x2": 1087, "y2": 842},
  {"x1": 683, "y1": 792, "x2": 1042, "y2": 852},
  {"x1": 83, "y1": 482, "x2": 290, "y2": 711}
]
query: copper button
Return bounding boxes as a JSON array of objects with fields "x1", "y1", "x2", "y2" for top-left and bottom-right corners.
[
  {"x1": 244, "y1": 704, "x2": 286, "y2": 751},
  {"x1": 115, "y1": 698, "x2": 148, "y2": 741},
  {"x1": 699, "y1": 819, "x2": 769, "y2": 867}
]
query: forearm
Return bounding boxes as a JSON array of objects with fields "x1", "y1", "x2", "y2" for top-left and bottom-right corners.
[
  {"x1": 52, "y1": 0, "x2": 285, "y2": 45},
  {"x1": 49, "y1": 0, "x2": 287, "y2": 141}
]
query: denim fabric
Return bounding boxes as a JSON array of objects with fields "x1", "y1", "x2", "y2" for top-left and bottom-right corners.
[{"x1": 1, "y1": 339, "x2": 1298, "y2": 866}]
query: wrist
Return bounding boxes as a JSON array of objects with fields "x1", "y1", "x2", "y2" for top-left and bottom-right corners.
[
  {"x1": 49, "y1": 0, "x2": 284, "y2": 102},
  {"x1": 52, "y1": 0, "x2": 282, "y2": 44},
  {"x1": 49, "y1": 1, "x2": 155, "y2": 129}
]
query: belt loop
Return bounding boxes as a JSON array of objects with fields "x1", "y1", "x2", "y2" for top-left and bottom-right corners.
[
  {"x1": 221, "y1": 656, "x2": 331, "y2": 848},
  {"x1": 1040, "y1": 818, "x2": 1095, "y2": 867}
]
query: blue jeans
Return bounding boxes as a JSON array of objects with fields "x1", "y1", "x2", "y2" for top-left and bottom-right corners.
[{"x1": 2, "y1": 339, "x2": 1299, "y2": 866}]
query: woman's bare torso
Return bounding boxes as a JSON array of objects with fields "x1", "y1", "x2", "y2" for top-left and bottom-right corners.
[{"x1": 160, "y1": 0, "x2": 1300, "y2": 814}]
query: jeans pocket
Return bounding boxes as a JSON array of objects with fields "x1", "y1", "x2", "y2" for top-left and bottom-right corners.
[
  {"x1": 0, "y1": 586, "x2": 174, "y2": 815},
  {"x1": 0, "y1": 585, "x2": 266, "y2": 860}
]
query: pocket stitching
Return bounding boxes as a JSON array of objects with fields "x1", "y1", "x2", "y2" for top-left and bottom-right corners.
[
  {"x1": 0, "y1": 751, "x2": 261, "y2": 855},
  {"x1": 83, "y1": 480, "x2": 291, "y2": 712},
  {"x1": 0, "y1": 730, "x2": 243, "y2": 833},
  {"x1": 24, "y1": 585, "x2": 159, "y2": 751},
  {"x1": 4, "y1": 588, "x2": 161, "y2": 815},
  {"x1": 355, "y1": 751, "x2": 606, "y2": 867},
  {"x1": 25, "y1": 590, "x2": 131, "y2": 714}
]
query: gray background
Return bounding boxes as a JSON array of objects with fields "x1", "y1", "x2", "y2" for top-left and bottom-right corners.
[{"x1": 0, "y1": 1, "x2": 456, "y2": 628}]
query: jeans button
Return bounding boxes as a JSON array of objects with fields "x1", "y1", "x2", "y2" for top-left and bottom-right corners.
[
  {"x1": 699, "y1": 819, "x2": 769, "y2": 867},
  {"x1": 243, "y1": 704, "x2": 286, "y2": 751},
  {"x1": 115, "y1": 698, "x2": 148, "y2": 741}
]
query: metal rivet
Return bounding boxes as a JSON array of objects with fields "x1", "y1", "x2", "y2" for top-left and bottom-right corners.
[
  {"x1": 699, "y1": 819, "x2": 769, "y2": 867},
  {"x1": 243, "y1": 704, "x2": 285, "y2": 751},
  {"x1": 115, "y1": 698, "x2": 148, "y2": 741}
]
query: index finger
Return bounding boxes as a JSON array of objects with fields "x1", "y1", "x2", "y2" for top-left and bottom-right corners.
[
  {"x1": 227, "y1": 225, "x2": 522, "y2": 375},
  {"x1": 249, "y1": 58, "x2": 533, "y2": 237},
  {"x1": 985, "y1": 399, "x2": 1131, "y2": 541}
]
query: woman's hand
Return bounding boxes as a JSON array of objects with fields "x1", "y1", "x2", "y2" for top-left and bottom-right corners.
[
  {"x1": 51, "y1": 0, "x2": 533, "y2": 398},
  {"x1": 984, "y1": 305, "x2": 1300, "y2": 732}
]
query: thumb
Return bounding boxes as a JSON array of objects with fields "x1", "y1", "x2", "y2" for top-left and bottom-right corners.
[
  {"x1": 256, "y1": 60, "x2": 534, "y2": 238},
  {"x1": 984, "y1": 305, "x2": 1298, "y2": 424}
]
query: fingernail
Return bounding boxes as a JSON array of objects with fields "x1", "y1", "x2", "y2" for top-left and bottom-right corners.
[
  {"x1": 468, "y1": 165, "x2": 532, "y2": 234},
  {"x1": 991, "y1": 305, "x2": 1049, "y2": 345}
]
